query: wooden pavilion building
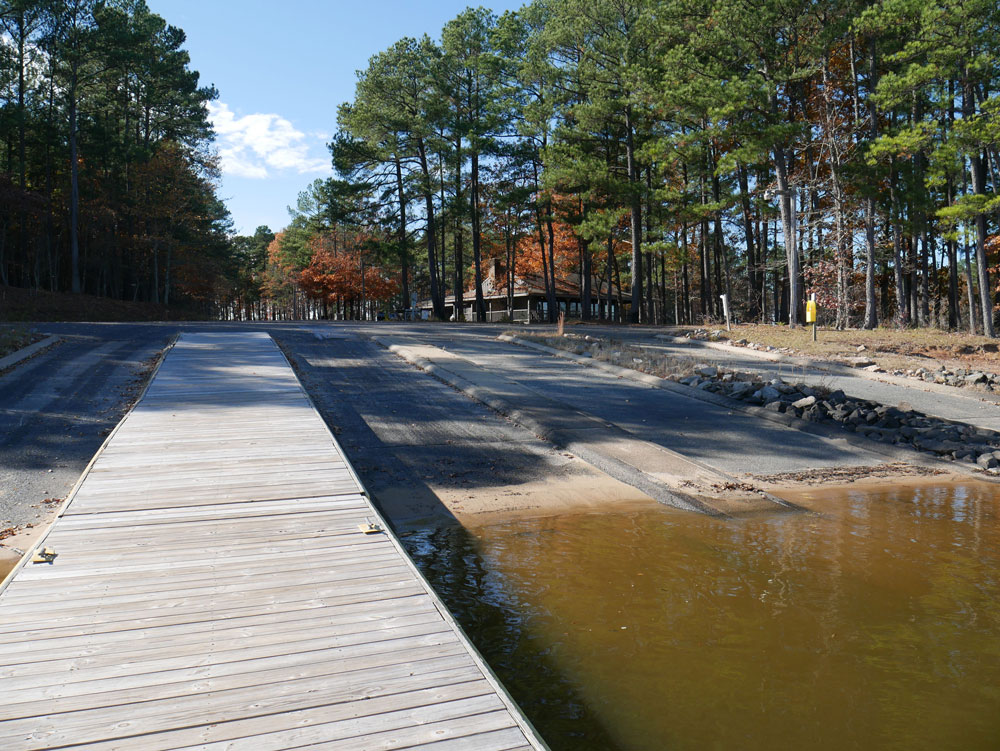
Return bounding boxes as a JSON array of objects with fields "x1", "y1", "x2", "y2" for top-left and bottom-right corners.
[{"x1": 419, "y1": 259, "x2": 627, "y2": 322}]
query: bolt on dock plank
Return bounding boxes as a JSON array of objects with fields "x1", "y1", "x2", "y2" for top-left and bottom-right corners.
[{"x1": 0, "y1": 331, "x2": 546, "y2": 751}]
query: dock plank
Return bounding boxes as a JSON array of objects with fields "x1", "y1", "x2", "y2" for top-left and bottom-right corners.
[{"x1": 0, "y1": 331, "x2": 545, "y2": 751}]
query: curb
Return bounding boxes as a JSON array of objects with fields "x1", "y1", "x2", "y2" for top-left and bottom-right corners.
[
  {"x1": 0, "y1": 335, "x2": 60, "y2": 372},
  {"x1": 653, "y1": 333, "x2": 1000, "y2": 408},
  {"x1": 500, "y1": 334, "x2": 998, "y2": 484}
]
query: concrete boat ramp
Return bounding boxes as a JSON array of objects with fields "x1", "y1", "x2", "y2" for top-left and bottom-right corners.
[{"x1": 0, "y1": 332, "x2": 546, "y2": 751}]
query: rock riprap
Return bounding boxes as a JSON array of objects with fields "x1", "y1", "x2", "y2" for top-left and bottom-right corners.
[{"x1": 674, "y1": 369, "x2": 1000, "y2": 472}]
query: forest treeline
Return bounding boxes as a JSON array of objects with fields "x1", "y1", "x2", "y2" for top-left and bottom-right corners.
[
  {"x1": 0, "y1": 0, "x2": 233, "y2": 312},
  {"x1": 264, "y1": 0, "x2": 1000, "y2": 333},
  {"x1": 4, "y1": 1, "x2": 999, "y2": 331}
]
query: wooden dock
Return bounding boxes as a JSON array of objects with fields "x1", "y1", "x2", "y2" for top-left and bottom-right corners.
[{"x1": 0, "y1": 331, "x2": 546, "y2": 751}]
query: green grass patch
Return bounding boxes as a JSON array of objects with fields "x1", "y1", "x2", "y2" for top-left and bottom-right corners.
[{"x1": 0, "y1": 326, "x2": 41, "y2": 359}]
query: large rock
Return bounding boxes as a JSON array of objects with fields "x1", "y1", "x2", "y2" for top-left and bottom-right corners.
[
  {"x1": 802, "y1": 405, "x2": 824, "y2": 422},
  {"x1": 847, "y1": 357, "x2": 876, "y2": 368},
  {"x1": 792, "y1": 395, "x2": 816, "y2": 409},
  {"x1": 977, "y1": 453, "x2": 999, "y2": 469},
  {"x1": 729, "y1": 381, "x2": 754, "y2": 398},
  {"x1": 919, "y1": 439, "x2": 965, "y2": 455},
  {"x1": 696, "y1": 365, "x2": 718, "y2": 378},
  {"x1": 756, "y1": 385, "x2": 781, "y2": 402}
]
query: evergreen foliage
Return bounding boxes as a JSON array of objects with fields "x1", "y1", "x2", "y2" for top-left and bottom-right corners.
[
  {"x1": 0, "y1": 0, "x2": 233, "y2": 313},
  {"x1": 294, "y1": 0, "x2": 1000, "y2": 331}
]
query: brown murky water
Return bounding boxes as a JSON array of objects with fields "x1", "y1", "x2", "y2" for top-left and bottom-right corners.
[{"x1": 403, "y1": 481, "x2": 1000, "y2": 751}]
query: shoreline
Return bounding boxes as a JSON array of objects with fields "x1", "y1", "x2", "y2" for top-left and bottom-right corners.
[
  {"x1": 771, "y1": 471, "x2": 994, "y2": 508},
  {"x1": 381, "y1": 462, "x2": 980, "y2": 531}
]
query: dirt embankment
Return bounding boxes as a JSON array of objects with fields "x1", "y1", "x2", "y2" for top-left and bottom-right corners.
[
  {"x1": 0, "y1": 326, "x2": 44, "y2": 358},
  {"x1": 0, "y1": 284, "x2": 208, "y2": 322},
  {"x1": 671, "y1": 323, "x2": 1000, "y2": 375}
]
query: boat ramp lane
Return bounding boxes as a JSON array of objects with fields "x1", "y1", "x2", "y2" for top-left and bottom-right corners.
[{"x1": 0, "y1": 331, "x2": 547, "y2": 751}]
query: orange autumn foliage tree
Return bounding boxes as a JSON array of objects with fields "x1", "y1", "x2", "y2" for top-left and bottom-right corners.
[
  {"x1": 518, "y1": 220, "x2": 579, "y2": 277},
  {"x1": 298, "y1": 232, "x2": 399, "y2": 305},
  {"x1": 261, "y1": 233, "x2": 300, "y2": 311},
  {"x1": 988, "y1": 235, "x2": 1000, "y2": 303},
  {"x1": 480, "y1": 219, "x2": 580, "y2": 294}
]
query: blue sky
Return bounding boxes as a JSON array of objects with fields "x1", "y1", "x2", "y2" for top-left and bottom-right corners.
[{"x1": 146, "y1": 0, "x2": 524, "y2": 236}]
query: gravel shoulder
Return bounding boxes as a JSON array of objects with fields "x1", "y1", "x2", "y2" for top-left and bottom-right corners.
[
  {"x1": 0, "y1": 329, "x2": 170, "y2": 577},
  {"x1": 547, "y1": 329, "x2": 1000, "y2": 431},
  {"x1": 509, "y1": 332, "x2": 1000, "y2": 479}
]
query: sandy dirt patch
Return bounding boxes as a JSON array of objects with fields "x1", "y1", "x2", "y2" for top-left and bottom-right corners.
[
  {"x1": 0, "y1": 498, "x2": 65, "y2": 584},
  {"x1": 373, "y1": 452, "x2": 661, "y2": 529},
  {"x1": 750, "y1": 462, "x2": 952, "y2": 489}
]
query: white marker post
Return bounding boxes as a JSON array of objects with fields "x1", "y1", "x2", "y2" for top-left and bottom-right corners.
[{"x1": 719, "y1": 293, "x2": 731, "y2": 332}]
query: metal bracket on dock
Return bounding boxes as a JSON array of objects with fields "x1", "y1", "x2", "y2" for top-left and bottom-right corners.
[{"x1": 31, "y1": 547, "x2": 57, "y2": 564}]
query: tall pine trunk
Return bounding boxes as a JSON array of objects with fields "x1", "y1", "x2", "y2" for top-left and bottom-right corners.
[
  {"x1": 863, "y1": 39, "x2": 879, "y2": 329},
  {"x1": 769, "y1": 89, "x2": 800, "y2": 326},
  {"x1": 970, "y1": 150, "x2": 994, "y2": 337},
  {"x1": 453, "y1": 138, "x2": 464, "y2": 320},
  {"x1": 965, "y1": 81, "x2": 994, "y2": 336},
  {"x1": 69, "y1": 71, "x2": 81, "y2": 293},
  {"x1": 471, "y1": 150, "x2": 485, "y2": 322},
  {"x1": 964, "y1": 238, "x2": 978, "y2": 333},
  {"x1": 737, "y1": 163, "x2": 760, "y2": 320},
  {"x1": 889, "y1": 157, "x2": 907, "y2": 325},
  {"x1": 624, "y1": 104, "x2": 642, "y2": 323},
  {"x1": 394, "y1": 155, "x2": 409, "y2": 314},
  {"x1": 16, "y1": 11, "x2": 28, "y2": 290},
  {"x1": 416, "y1": 137, "x2": 444, "y2": 320}
]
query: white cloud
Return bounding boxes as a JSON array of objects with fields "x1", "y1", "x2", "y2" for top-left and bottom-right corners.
[{"x1": 209, "y1": 102, "x2": 329, "y2": 180}]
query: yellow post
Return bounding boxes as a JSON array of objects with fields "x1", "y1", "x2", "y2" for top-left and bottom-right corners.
[{"x1": 806, "y1": 296, "x2": 817, "y2": 341}]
